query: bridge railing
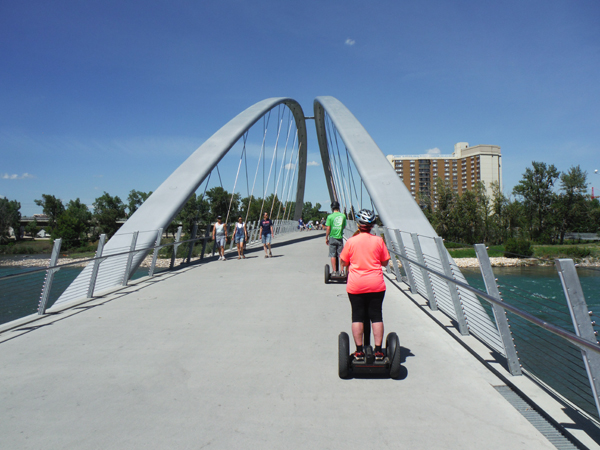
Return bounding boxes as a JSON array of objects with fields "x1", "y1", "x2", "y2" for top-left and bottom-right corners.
[
  {"x1": 0, "y1": 220, "x2": 299, "y2": 329},
  {"x1": 378, "y1": 225, "x2": 600, "y2": 422}
]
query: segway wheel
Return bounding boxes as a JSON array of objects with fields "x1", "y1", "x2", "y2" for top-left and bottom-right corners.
[
  {"x1": 386, "y1": 332, "x2": 402, "y2": 379},
  {"x1": 324, "y1": 264, "x2": 330, "y2": 284},
  {"x1": 338, "y1": 332, "x2": 350, "y2": 379}
]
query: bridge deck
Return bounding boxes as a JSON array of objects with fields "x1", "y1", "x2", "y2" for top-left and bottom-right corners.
[{"x1": 0, "y1": 232, "x2": 557, "y2": 449}]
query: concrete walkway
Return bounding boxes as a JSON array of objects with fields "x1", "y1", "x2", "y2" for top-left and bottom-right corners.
[{"x1": 0, "y1": 232, "x2": 556, "y2": 449}]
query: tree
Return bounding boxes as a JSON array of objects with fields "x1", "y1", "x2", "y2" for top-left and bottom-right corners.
[
  {"x1": 205, "y1": 187, "x2": 239, "y2": 222},
  {"x1": 301, "y1": 201, "x2": 322, "y2": 223},
  {"x1": 25, "y1": 219, "x2": 39, "y2": 238},
  {"x1": 127, "y1": 190, "x2": 152, "y2": 217},
  {"x1": 556, "y1": 165, "x2": 588, "y2": 244},
  {"x1": 92, "y1": 192, "x2": 126, "y2": 238},
  {"x1": 52, "y1": 199, "x2": 92, "y2": 248},
  {"x1": 34, "y1": 194, "x2": 65, "y2": 231},
  {"x1": 0, "y1": 198, "x2": 21, "y2": 244},
  {"x1": 512, "y1": 161, "x2": 560, "y2": 242},
  {"x1": 431, "y1": 178, "x2": 457, "y2": 241}
]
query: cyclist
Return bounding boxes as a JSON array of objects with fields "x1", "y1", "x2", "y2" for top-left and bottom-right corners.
[
  {"x1": 325, "y1": 201, "x2": 347, "y2": 276},
  {"x1": 339, "y1": 209, "x2": 390, "y2": 362}
]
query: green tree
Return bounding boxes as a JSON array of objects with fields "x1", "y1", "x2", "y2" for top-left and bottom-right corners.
[
  {"x1": 556, "y1": 165, "x2": 588, "y2": 243},
  {"x1": 25, "y1": 219, "x2": 39, "y2": 238},
  {"x1": 512, "y1": 161, "x2": 560, "y2": 242},
  {"x1": 205, "y1": 187, "x2": 239, "y2": 222},
  {"x1": 0, "y1": 198, "x2": 21, "y2": 244},
  {"x1": 431, "y1": 178, "x2": 457, "y2": 241},
  {"x1": 92, "y1": 192, "x2": 126, "y2": 238},
  {"x1": 52, "y1": 199, "x2": 92, "y2": 248},
  {"x1": 301, "y1": 201, "x2": 322, "y2": 223},
  {"x1": 127, "y1": 190, "x2": 152, "y2": 217},
  {"x1": 34, "y1": 194, "x2": 65, "y2": 231}
]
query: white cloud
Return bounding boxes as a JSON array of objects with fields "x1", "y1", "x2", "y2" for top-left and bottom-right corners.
[
  {"x1": 345, "y1": 38, "x2": 355, "y2": 46},
  {"x1": 285, "y1": 163, "x2": 296, "y2": 170},
  {"x1": 1, "y1": 173, "x2": 35, "y2": 180},
  {"x1": 426, "y1": 148, "x2": 441, "y2": 155},
  {"x1": 307, "y1": 161, "x2": 319, "y2": 166}
]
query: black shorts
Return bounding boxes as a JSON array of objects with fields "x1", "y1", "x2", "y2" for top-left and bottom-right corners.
[{"x1": 348, "y1": 290, "x2": 385, "y2": 323}]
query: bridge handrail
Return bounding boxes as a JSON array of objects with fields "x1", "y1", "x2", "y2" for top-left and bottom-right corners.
[
  {"x1": 384, "y1": 232, "x2": 600, "y2": 356},
  {"x1": 0, "y1": 220, "x2": 299, "y2": 324},
  {"x1": 378, "y1": 225, "x2": 600, "y2": 421}
]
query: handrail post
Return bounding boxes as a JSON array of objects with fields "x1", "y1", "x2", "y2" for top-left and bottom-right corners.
[
  {"x1": 475, "y1": 244, "x2": 522, "y2": 375},
  {"x1": 122, "y1": 231, "x2": 139, "y2": 286},
  {"x1": 170, "y1": 226, "x2": 182, "y2": 269},
  {"x1": 187, "y1": 223, "x2": 198, "y2": 263},
  {"x1": 556, "y1": 258, "x2": 600, "y2": 417},
  {"x1": 200, "y1": 225, "x2": 209, "y2": 261},
  {"x1": 434, "y1": 237, "x2": 469, "y2": 335},
  {"x1": 411, "y1": 233, "x2": 438, "y2": 311},
  {"x1": 38, "y1": 238, "x2": 62, "y2": 314},
  {"x1": 87, "y1": 234, "x2": 106, "y2": 299},
  {"x1": 382, "y1": 227, "x2": 401, "y2": 281},
  {"x1": 149, "y1": 228, "x2": 163, "y2": 277},
  {"x1": 394, "y1": 230, "x2": 416, "y2": 293}
]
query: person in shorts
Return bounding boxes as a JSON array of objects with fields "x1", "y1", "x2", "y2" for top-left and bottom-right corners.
[
  {"x1": 325, "y1": 201, "x2": 347, "y2": 276},
  {"x1": 260, "y1": 212, "x2": 274, "y2": 258},
  {"x1": 212, "y1": 215, "x2": 227, "y2": 261},
  {"x1": 234, "y1": 216, "x2": 248, "y2": 259},
  {"x1": 340, "y1": 209, "x2": 390, "y2": 362}
]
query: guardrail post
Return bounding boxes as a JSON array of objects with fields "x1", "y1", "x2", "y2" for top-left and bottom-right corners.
[
  {"x1": 411, "y1": 233, "x2": 438, "y2": 311},
  {"x1": 200, "y1": 225, "x2": 210, "y2": 261},
  {"x1": 38, "y1": 238, "x2": 62, "y2": 314},
  {"x1": 382, "y1": 227, "x2": 401, "y2": 281},
  {"x1": 250, "y1": 221, "x2": 258, "y2": 245},
  {"x1": 434, "y1": 237, "x2": 469, "y2": 335},
  {"x1": 187, "y1": 223, "x2": 198, "y2": 263},
  {"x1": 475, "y1": 244, "x2": 522, "y2": 376},
  {"x1": 556, "y1": 258, "x2": 600, "y2": 417},
  {"x1": 148, "y1": 228, "x2": 163, "y2": 277},
  {"x1": 122, "y1": 231, "x2": 139, "y2": 286},
  {"x1": 87, "y1": 234, "x2": 106, "y2": 299},
  {"x1": 394, "y1": 230, "x2": 416, "y2": 293},
  {"x1": 170, "y1": 226, "x2": 182, "y2": 269}
]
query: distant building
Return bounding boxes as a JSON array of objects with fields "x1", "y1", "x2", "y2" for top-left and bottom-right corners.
[{"x1": 386, "y1": 142, "x2": 502, "y2": 208}]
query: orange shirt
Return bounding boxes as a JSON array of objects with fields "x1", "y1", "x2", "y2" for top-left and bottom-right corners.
[{"x1": 340, "y1": 232, "x2": 390, "y2": 294}]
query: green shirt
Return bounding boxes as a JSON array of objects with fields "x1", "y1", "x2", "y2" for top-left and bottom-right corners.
[{"x1": 326, "y1": 211, "x2": 347, "y2": 240}]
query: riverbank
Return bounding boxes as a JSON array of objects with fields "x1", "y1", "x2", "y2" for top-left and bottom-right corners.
[
  {"x1": 0, "y1": 255, "x2": 185, "y2": 269},
  {"x1": 453, "y1": 257, "x2": 600, "y2": 268}
]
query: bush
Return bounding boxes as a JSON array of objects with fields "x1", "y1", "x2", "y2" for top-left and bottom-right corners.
[
  {"x1": 504, "y1": 238, "x2": 533, "y2": 258},
  {"x1": 563, "y1": 246, "x2": 592, "y2": 259}
]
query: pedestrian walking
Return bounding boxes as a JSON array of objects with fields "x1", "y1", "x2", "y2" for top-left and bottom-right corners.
[
  {"x1": 261, "y1": 212, "x2": 274, "y2": 258},
  {"x1": 212, "y1": 215, "x2": 228, "y2": 260},
  {"x1": 234, "y1": 216, "x2": 248, "y2": 259}
]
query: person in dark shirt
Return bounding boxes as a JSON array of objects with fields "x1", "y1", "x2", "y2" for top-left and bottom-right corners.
[{"x1": 260, "y1": 212, "x2": 274, "y2": 258}]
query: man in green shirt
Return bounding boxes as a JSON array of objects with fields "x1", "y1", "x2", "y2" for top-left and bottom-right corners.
[{"x1": 325, "y1": 201, "x2": 347, "y2": 275}]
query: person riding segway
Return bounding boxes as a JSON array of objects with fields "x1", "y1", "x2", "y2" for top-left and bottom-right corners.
[
  {"x1": 324, "y1": 201, "x2": 347, "y2": 283},
  {"x1": 337, "y1": 209, "x2": 402, "y2": 379}
]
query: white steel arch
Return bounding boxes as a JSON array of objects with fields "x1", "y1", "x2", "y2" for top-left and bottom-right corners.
[{"x1": 56, "y1": 98, "x2": 307, "y2": 305}]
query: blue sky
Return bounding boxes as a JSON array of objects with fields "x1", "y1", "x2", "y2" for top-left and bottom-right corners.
[{"x1": 1, "y1": 0, "x2": 599, "y2": 215}]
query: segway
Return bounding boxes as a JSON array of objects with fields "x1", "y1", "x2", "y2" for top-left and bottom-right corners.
[
  {"x1": 338, "y1": 320, "x2": 402, "y2": 379},
  {"x1": 324, "y1": 255, "x2": 347, "y2": 284}
]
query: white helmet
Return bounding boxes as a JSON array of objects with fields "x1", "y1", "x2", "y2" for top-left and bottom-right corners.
[{"x1": 355, "y1": 209, "x2": 376, "y2": 225}]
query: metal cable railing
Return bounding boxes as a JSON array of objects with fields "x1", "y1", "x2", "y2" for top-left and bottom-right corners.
[
  {"x1": 380, "y1": 225, "x2": 600, "y2": 421},
  {"x1": 0, "y1": 220, "x2": 299, "y2": 328}
]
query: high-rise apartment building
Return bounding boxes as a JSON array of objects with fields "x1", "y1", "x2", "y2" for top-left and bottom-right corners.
[{"x1": 386, "y1": 143, "x2": 502, "y2": 207}]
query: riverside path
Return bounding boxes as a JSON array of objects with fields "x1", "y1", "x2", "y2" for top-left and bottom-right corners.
[{"x1": 0, "y1": 231, "x2": 560, "y2": 449}]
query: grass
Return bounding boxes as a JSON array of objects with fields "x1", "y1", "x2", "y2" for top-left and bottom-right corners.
[
  {"x1": 447, "y1": 242, "x2": 600, "y2": 260},
  {"x1": 0, "y1": 239, "x2": 54, "y2": 255}
]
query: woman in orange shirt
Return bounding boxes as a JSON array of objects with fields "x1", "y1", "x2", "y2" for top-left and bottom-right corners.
[{"x1": 339, "y1": 209, "x2": 390, "y2": 362}]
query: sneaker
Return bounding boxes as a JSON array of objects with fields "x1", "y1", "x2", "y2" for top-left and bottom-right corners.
[
  {"x1": 353, "y1": 351, "x2": 365, "y2": 362},
  {"x1": 218, "y1": 256, "x2": 223, "y2": 260},
  {"x1": 265, "y1": 255, "x2": 268, "y2": 258},
  {"x1": 374, "y1": 350, "x2": 385, "y2": 361},
  {"x1": 222, "y1": 257, "x2": 226, "y2": 261}
]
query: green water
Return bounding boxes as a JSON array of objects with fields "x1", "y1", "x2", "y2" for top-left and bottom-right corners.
[{"x1": 0, "y1": 265, "x2": 149, "y2": 326}]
